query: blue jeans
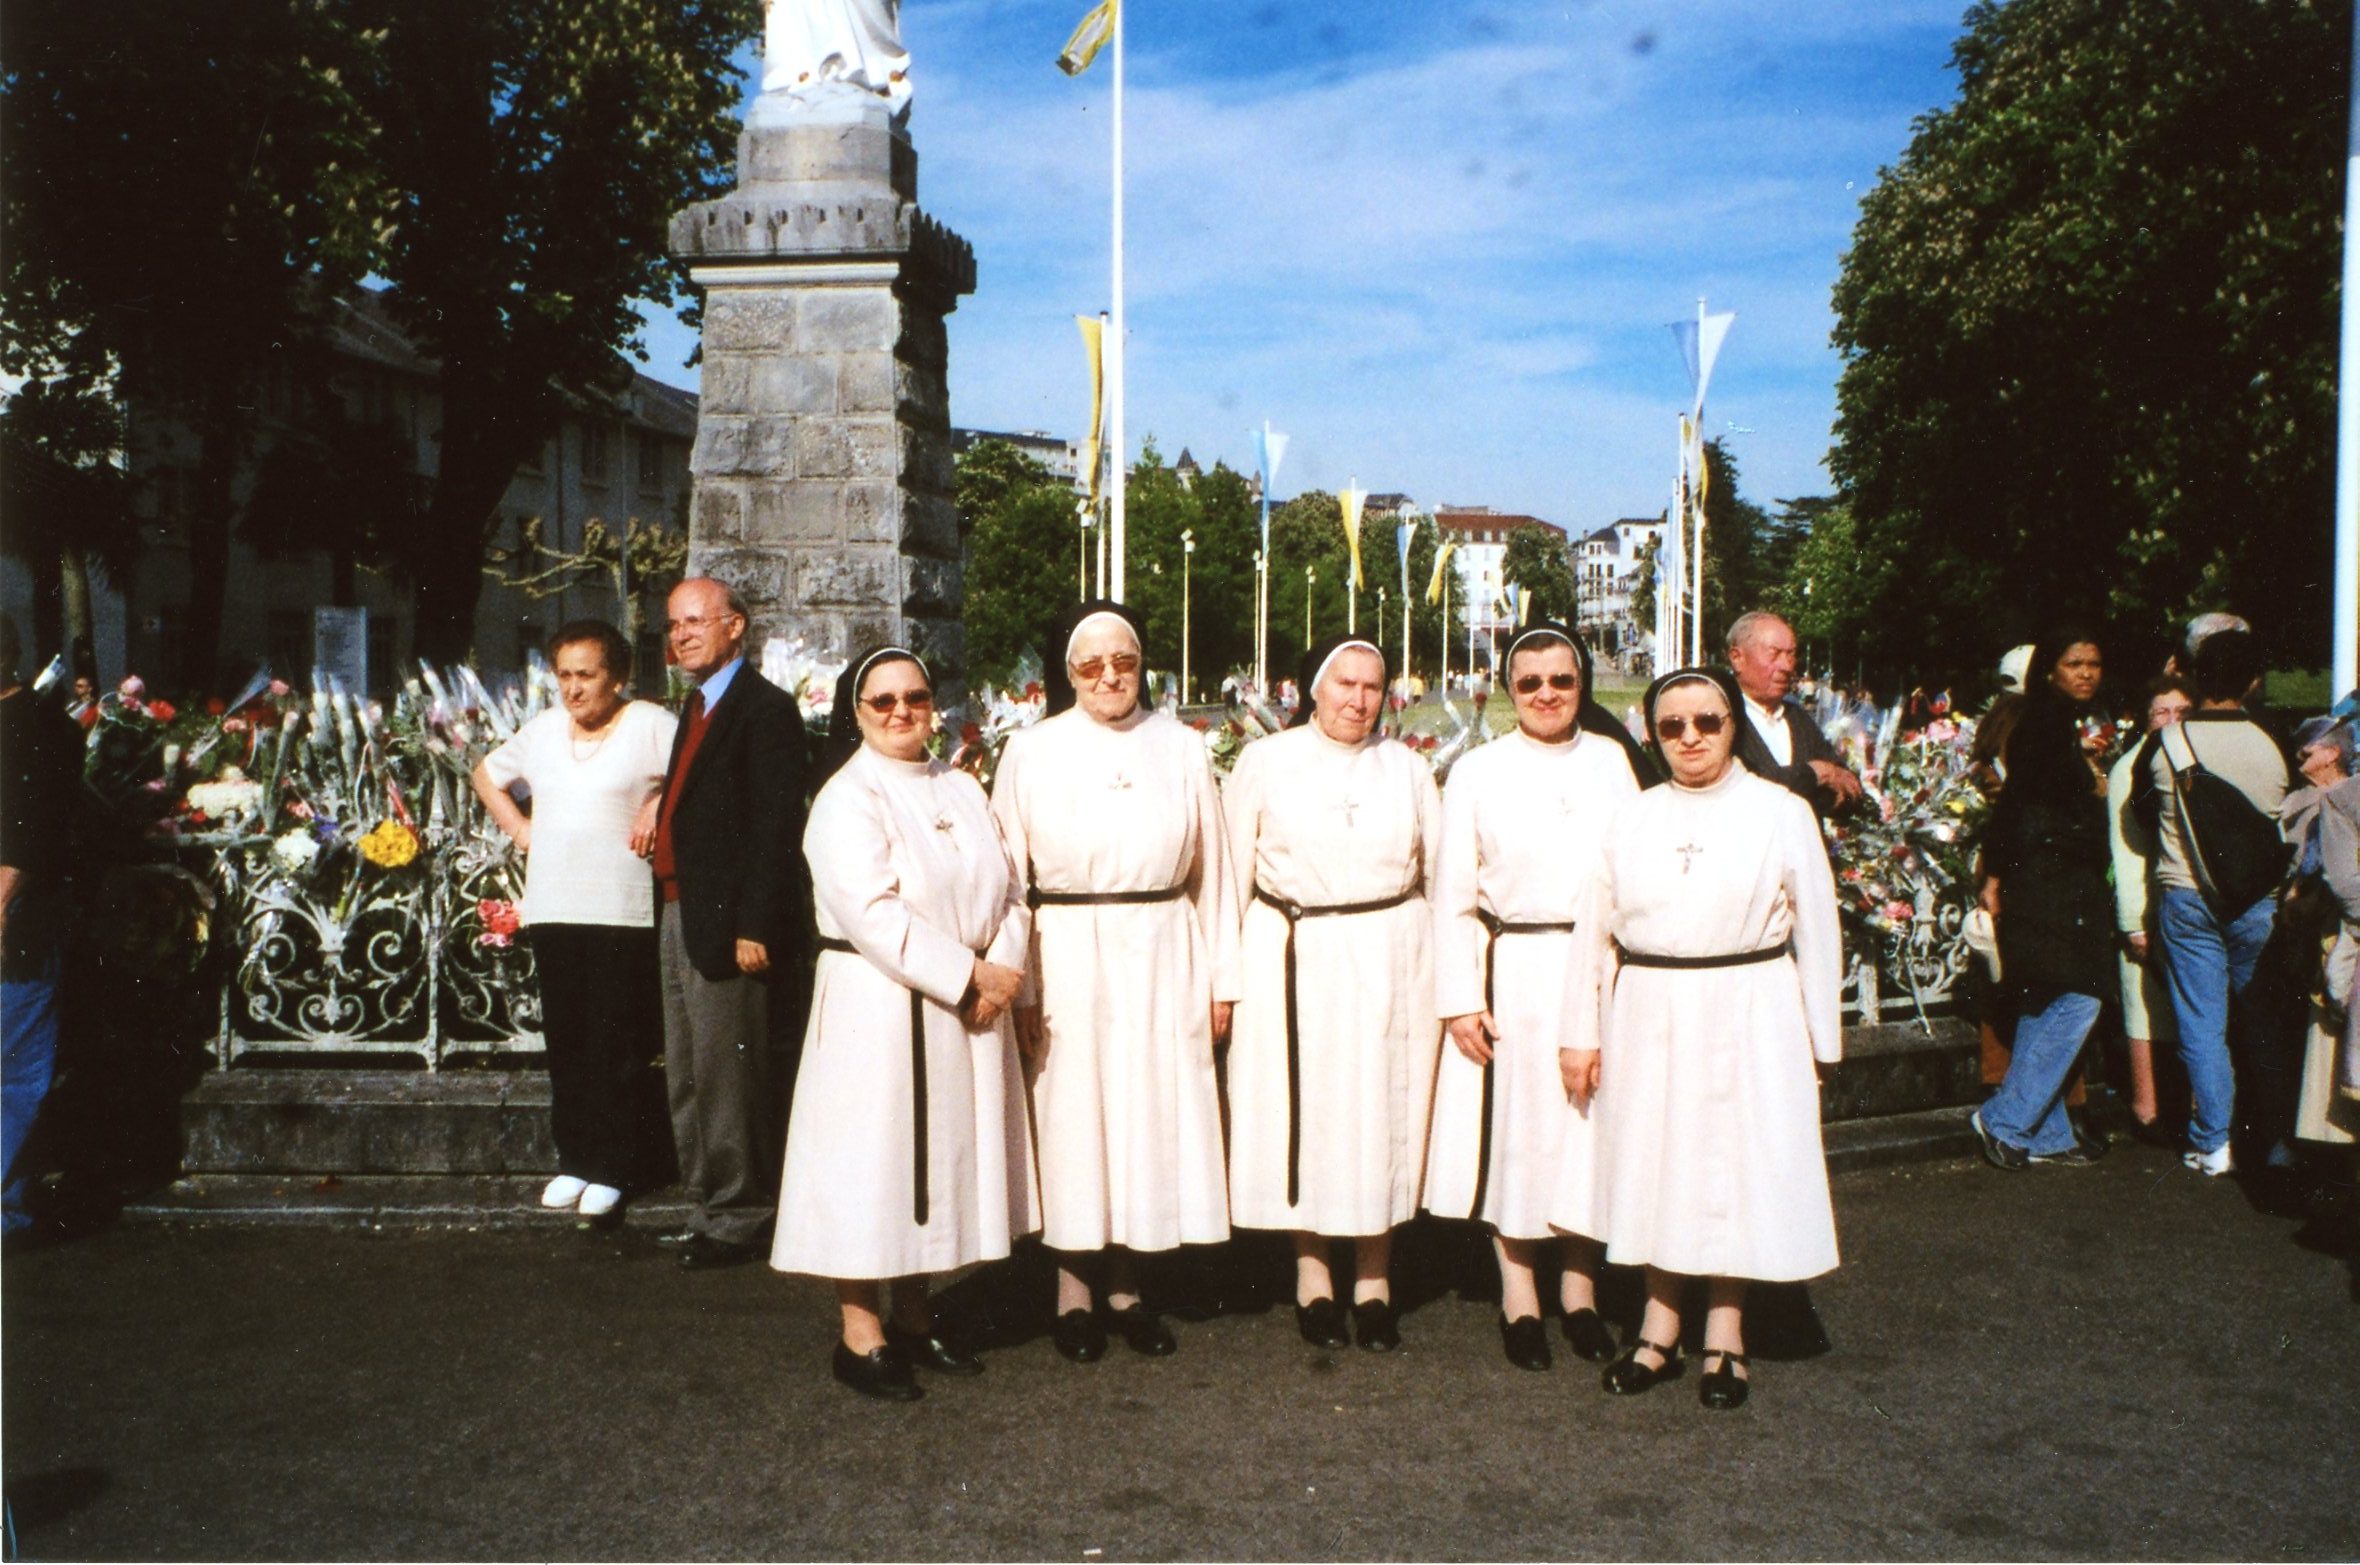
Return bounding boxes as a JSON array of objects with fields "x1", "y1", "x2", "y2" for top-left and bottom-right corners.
[
  {"x1": 1983, "y1": 988, "x2": 2104, "y2": 1155},
  {"x1": 2, "y1": 956, "x2": 62, "y2": 1234},
  {"x1": 2157, "y1": 886, "x2": 2275, "y2": 1156}
]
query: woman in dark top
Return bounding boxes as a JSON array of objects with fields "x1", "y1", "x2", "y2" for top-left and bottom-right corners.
[{"x1": 1970, "y1": 630, "x2": 2117, "y2": 1169}]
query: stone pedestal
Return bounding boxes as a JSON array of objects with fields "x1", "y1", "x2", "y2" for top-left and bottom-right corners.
[{"x1": 669, "y1": 96, "x2": 975, "y2": 688}]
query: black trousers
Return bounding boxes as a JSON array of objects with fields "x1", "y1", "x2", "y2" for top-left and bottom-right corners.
[{"x1": 533, "y1": 923, "x2": 662, "y2": 1189}]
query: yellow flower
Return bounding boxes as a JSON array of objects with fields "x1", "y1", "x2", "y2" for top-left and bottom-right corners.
[{"x1": 358, "y1": 819, "x2": 421, "y2": 869}]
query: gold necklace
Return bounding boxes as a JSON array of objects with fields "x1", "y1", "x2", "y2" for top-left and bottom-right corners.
[{"x1": 569, "y1": 706, "x2": 623, "y2": 761}]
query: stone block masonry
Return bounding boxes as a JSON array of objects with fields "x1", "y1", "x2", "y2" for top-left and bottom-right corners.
[{"x1": 671, "y1": 101, "x2": 977, "y2": 694}]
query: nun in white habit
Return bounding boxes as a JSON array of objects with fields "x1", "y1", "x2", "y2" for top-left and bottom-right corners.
[
  {"x1": 1225, "y1": 636, "x2": 1442, "y2": 1353},
  {"x1": 1557, "y1": 666, "x2": 1842, "y2": 1412},
  {"x1": 1423, "y1": 623, "x2": 1648, "y2": 1372},
  {"x1": 992, "y1": 599, "x2": 1240, "y2": 1364},
  {"x1": 772, "y1": 647, "x2": 1038, "y2": 1404}
]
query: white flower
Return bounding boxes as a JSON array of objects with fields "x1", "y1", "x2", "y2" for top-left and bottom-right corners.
[
  {"x1": 187, "y1": 777, "x2": 265, "y2": 820},
  {"x1": 271, "y1": 830, "x2": 321, "y2": 874}
]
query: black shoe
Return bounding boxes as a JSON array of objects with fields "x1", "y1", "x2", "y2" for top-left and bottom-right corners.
[
  {"x1": 1052, "y1": 1308, "x2": 1108, "y2": 1363},
  {"x1": 1698, "y1": 1349, "x2": 1750, "y2": 1411},
  {"x1": 2030, "y1": 1143, "x2": 2103, "y2": 1167},
  {"x1": 1500, "y1": 1315, "x2": 1552, "y2": 1372},
  {"x1": 1970, "y1": 1110, "x2": 2030, "y2": 1171},
  {"x1": 1559, "y1": 1307, "x2": 1619, "y2": 1364},
  {"x1": 652, "y1": 1227, "x2": 699, "y2": 1248},
  {"x1": 1107, "y1": 1304, "x2": 1177, "y2": 1357},
  {"x1": 1602, "y1": 1338, "x2": 1682, "y2": 1396},
  {"x1": 885, "y1": 1319, "x2": 985, "y2": 1376},
  {"x1": 832, "y1": 1342, "x2": 923, "y2": 1402},
  {"x1": 2073, "y1": 1119, "x2": 2112, "y2": 1160},
  {"x1": 1351, "y1": 1298, "x2": 1400, "y2": 1353},
  {"x1": 1295, "y1": 1297, "x2": 1350, "y2": 1348},
  {"x1": 676, "y1": 1234, "x2": 757, "y2": 1270}
]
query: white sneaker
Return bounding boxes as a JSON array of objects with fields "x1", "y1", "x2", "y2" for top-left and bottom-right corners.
[
  {"x1": 540, "y1": 1175, "x2": 589, "y2": 1208},
  {"x1": 2182, "y1": 1145, "x2": 2234, "y2": 1177},
  {"x1": 577, "y1": 1183, "x2": 622, "y2": 1218}
]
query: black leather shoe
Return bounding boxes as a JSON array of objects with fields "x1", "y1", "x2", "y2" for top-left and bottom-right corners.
[
  {"x1": 1970, "y1": 1109, "x2": 2030, "y2": 1172},
  {"x1": 1107, "y1": 1304, "x2": 1177, "y2": 1357},
  {"x1": 676, "y1": 1234, "x2": 757, "y2": 1270},
  {"x1": 1698, "y1": 1349, "x2": 1750, "y2": 1410},
  {"x1": 1295, "y1": 1297, "x2": 1350, "y2": 1348},
  {"x1": 1559, "y1": 1307, "x2": 1618, "y2": 1364},
  {"x1": 832, "y1": 1342, "x2": 923, "y2": 1402},
  {"x1": 1052, "y1": 1308, "x2": 1108, "y2": 1363},
  {"x1": 885, "y1": 1319, "x2": 985, "y2": 1376},
  {"x1": 1601, "y1": 1338, "x2": 1682, "y2": 1395},
  {"x1": 1351, "y1": 1298, "x2": 1400, "y2": 1352},
  {"x1": 1500, "y1": 1314, "x2": 1552, "y2": 1372}
]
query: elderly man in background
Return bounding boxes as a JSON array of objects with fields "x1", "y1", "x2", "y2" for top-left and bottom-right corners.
[
  {"x1": 1725, "y1": 612, "x2": 1863, "y2": 818},
  {"x1": 652, "y1": 577, "x2": 811, "y2": 1269}
]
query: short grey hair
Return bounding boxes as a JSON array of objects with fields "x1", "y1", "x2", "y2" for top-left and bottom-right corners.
[
  {"x1": 1725, "y1": 610, "x2": 1788, "y2": 656},
  {"x1": 2183, "y1": 612, "x2": 2250, "y2": 657},
  {"x1": 677, "y1": 575, "x2": 755, "y2": 636}
]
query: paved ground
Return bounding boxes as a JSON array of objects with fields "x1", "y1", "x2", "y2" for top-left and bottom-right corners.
[{"x1": 4, "y1": 1143, "x2": 2355, "y2": 1562}]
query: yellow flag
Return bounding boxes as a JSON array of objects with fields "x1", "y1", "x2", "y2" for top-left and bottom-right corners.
[
  {"x1": 1057, "y1": 0, "x2": 1118, "y2": 75},
  {"x1": 1426, "y1": 541, "x2": 1456, "y2": 604},
  {"x1": 1075, "y1": 314, "x2": 1105, "y2": 502},
  {"x1": 1339, "y1": 483, "x2": 1367, "y2": 588}
]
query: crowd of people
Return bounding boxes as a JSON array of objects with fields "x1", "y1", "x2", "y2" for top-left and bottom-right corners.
[{"x1": 7, "y1": 584, "x2": 2352, "y2": 1412}]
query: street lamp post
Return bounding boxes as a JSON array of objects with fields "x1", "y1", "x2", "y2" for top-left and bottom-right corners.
[
  {"x1": 1180, "y1": 528, "x2": 1195, "y2": 704},
  {"x1": 1304, "y1": 564, "x2": 1316, "y2": 649},
  {"x1": 1376, "y1": 585, "x2": 1388, "y2": 696}
]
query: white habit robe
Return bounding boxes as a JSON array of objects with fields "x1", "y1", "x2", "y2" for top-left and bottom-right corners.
[
  {"x1": 772, "y1": 746, "x2": 1039, "y2": 1280},
  {"x1": 1422, "y1": 729, "x2": 1639, "y2": 1240},
  {"x1": 1557, "y1": 764, "x2": 1843, "y2": 1282},
  {"x1": 990, "y1": 708, "x2": 1240, "y2": 1253},
  {"x1": 1224, "y1": 724, "x2": 1444, "y2": 1236}
]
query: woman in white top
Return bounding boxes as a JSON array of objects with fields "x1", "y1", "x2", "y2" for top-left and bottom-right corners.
[
  {"x1": 1424, "y1": 623, "x2": 1646, "y2": 1371},
  {"x1": 474, "y1": 621, "x2": 677, "y2": 1221},
  {"x1": 1559, "y1": 667, "x2": 1842, "y2": 1411},
  {"x1": 771, "y1": 647, "x2": 1035, "y2": 1403},
  {"x1": 1225, "y1": 636, "x2": 1442, "y2": 1353},
  {"x1": 2108, "y1": 674, "x2": 2193, "y2": 1142},
  {"x1": 993, "y1": 600, "x2": 1239, "y2": 1364}
]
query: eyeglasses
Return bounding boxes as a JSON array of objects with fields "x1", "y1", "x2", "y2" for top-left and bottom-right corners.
[
  {"x1": 1070, "y1": 653, "x2": 1140, "y2": 682},
  {"x1": 666, "y1": 613, "x2": 738, "y2": 633},
  {"x1": 862, "y1": 689, "x2": 935, "y2": 714},
  {"x1": 1654, "y1": 713, "x2": 1729, "y2": 741},
  {"x1": 1514, "y1": 673, "x2": 1580, "y2": 695}
]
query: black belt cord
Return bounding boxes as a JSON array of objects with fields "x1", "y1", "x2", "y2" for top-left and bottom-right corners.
[
  {"x1": 1614, "y1": 940, "x2": 1792, "y2": 970},
  {"x1": 1468, "y1": 910, "x2": 1577, "y2": 1221},
  {"x1": 1026, "y1": 884, "x2": 1188, "y2": 908},
  {"x1": 1254, "y1": 885, "x2": 1418, "y2": 1208},
  {"x1": 817, "y1": 934, "x2": 931, "y2": 1226}
]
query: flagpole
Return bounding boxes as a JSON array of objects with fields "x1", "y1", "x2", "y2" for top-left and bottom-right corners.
[
  {"x1": 2336, "y1": 2, "x2": 2360, "y2": 692},
  {"x1": 1689, "y1": 298, "x2": 1708, "y2": 666},
  {"x1": 1106, "y1": 0, "x2": 1128, "y2": 602}
]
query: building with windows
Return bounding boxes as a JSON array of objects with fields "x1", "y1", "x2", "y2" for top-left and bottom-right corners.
[
  {"x1": 25, "y1": 286, "x2": 699, "y2": 692},
  {"x1": 1433, "y1": 506, "x2": 1566, "y2": 671},
  {"x1": 951, "y1": 427, "x2": 1082, "y2": 485},
  {"x1": 1574, "y1": 514, "x2": 1666, "y2": 658}
]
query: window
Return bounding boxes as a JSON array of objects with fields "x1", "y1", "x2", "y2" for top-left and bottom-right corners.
[
  {"x1": 636, "y1": 431, "x2": 665, "y2": 493},
  {"x1": 582, "y1": 422, "x2": 612, "y2": 488}
]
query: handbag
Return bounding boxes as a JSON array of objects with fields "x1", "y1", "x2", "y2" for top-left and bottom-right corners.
[{"x1": 2158, "y1": 722, "x2": 2291, "y2": 912}]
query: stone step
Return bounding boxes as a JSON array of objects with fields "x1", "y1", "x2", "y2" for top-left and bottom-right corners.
[{"x1": 1821, "y1": 1017, "x2": 1980, "y2": 1122}]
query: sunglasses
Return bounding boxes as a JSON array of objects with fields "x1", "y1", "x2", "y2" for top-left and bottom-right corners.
[
  {"x1": 862, "y1": 689, "x2": 935, "y2": 714},
  {"x1": 1654, "y1": 713, "x2": 1729, "y2": 741},
  {"x1": 1071, "y1": 653, "x2": 1140, "y2": 681},
  {"x1": 1513, "y1": 673, "x2": 1580, "y2": 695}
]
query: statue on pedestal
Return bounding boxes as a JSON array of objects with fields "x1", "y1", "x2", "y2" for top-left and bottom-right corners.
[{"x1": 762, "y1": 0, "x2": 910, "y2": 112}]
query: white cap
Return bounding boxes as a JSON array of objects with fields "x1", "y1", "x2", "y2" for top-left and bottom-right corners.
[{"x1": 1997, "y1": 644, "x2": 2034, "y2": 693}]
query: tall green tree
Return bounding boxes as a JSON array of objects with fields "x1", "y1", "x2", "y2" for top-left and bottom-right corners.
[
  {"x1": 1830, "y1": 0, "x2": 2345, "y2": 674},
  {"x1": 958, "y1": 440, "x2": 1072, "y2": 680},
  {"x1": 1501, "y1": 526, "x2": 1577, "y2": 625},
  {"x1": 1695, "y1": 438, "x2": 1771, "y2": 653},
  {"x1": 361, "y1": 0, "x2": 760, "y2": 659},
  {"x1": 2, "y1": 1, "x2": 391, "y2": 683}
]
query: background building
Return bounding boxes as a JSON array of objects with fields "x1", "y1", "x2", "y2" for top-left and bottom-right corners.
[
  {"x1": 1435, "y1": 506, "x2": 1565, "y2": 671},
  {"x1": 1575, "y1": 514, "x2": 1666, "y2": 658}
]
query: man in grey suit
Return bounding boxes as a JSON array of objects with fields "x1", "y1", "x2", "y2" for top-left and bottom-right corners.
[
  {"x1": 1726, "y1": 611, "x2": 1864, "y2": 818},
  {"x1": 651, "y1": 577, "x2": 809, "y2": 1269}
]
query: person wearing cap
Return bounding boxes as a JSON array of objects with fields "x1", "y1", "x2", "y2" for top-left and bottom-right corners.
[
  {"x1": 990, "y1": 600, "x2": 1240, "y2": 1363},
  {"x1": 1724, "y1": 611, "x2": 1862, "y2": 818},
  {"x1": 1224, "y1": 636, "x2": 1442, "y2": 1352},
  {"x1": 771, "y1": 647, "x2": 1036, "y2": 1402},
  {"x1": 1422, "y1": 623, "x2": 1648, "y2": 1372},
  {"x1": 1558, "y1": 667, "x2": 1843, "y2": 1410}
]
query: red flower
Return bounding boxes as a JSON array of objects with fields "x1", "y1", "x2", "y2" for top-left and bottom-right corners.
[
  {"x1": 477, "y1": 899, "x2": 522, "y2": 938},
  {"x1": 149, "y1": 699, "x2": 178, "y2": 722},
  {"x1": 961, "y1": 722, "x2": 982, "y2": 745},
  {"x1": 1023, "y1": 681, "x2": 1044, "y2": 701},
  {"x1": 205, "y1": 698, "x2": 227, "y2": 716},
  {"x1": 1190, "y1": 717, "x2": 1211, "y2": 731},
  {"x1": 76, "y1": 706, "x2": 99, "y2": 730}
]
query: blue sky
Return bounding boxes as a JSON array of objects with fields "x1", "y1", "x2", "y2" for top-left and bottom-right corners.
[{"x1": 639, "y1": 0, "x2": 1969, "y2": 529}]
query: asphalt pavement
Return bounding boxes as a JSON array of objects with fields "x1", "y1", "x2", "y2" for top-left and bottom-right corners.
[{"x1": 4, "y1": 1144, "x2": 2356, "y2": 1562}]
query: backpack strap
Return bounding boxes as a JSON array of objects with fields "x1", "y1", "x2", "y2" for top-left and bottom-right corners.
[{"x1": 2155, "y1": 721, "x2": 2221, "y2": 904}]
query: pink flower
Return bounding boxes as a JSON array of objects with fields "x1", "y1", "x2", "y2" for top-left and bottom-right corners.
[
  {"x1": 1883, "y1": 900, "x2": 1913, "y2": 922},
  {"x1": 477, "y1": 930, "x2": 513, "y2": 950},
  {"x1": 477, "y1": 899, "x2": 522, "y2": 938},
  {"x1": 267, "y1": 679, "x2": 291, "y2": 697},
  {"x1": 148, "y1": 699, "x2": 178, "y2": 722},
  {"x1": 118, "y1": 675, "x2": 146, "y2": 699}
]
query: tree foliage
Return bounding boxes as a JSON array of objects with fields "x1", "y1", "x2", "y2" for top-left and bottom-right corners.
[
  {"x1": 1828, "y1": 0, "x2": 2345, "y2": 674},
  {"x1": 1501, "y1": 525, "x2": 1576, "y2": 625}
]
